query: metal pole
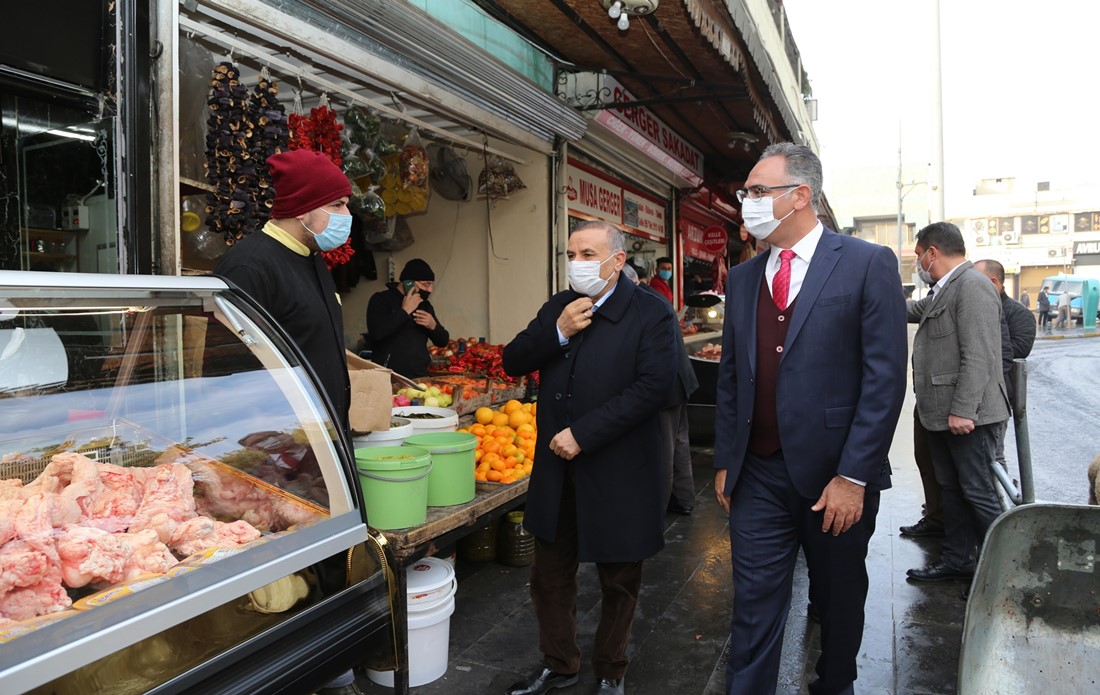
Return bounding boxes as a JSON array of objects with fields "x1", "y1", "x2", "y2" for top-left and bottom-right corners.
[
  {"x1": 930, "y1": 0, "x2": 945, "y2": 220},
  {"x1": 897, "y1": 139, "x2": 904, "y2": 278},
  {"x1": 1012, "y1": 358, "x2": 1035, "y2": 504}
]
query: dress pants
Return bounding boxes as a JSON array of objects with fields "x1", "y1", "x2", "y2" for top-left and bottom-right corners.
[
  {"x1": 726, "y1": 452, "x2": 879, "y2": 695},
  {"x1": 659, "y1": 400, "x2": 695, "y2": 509},
  {"x1": 529, "y1": 469, "x2": 643, "y2": 680},
  {"x1": 926, "y1": 423, "x2": 1003, "y2": 570},
  {"x1": 913, "y1": 410, "x2": 943, "y2": 526}
]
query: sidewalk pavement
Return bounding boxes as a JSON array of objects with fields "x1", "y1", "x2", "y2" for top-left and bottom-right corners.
[{"x1": 358, "y1": 394, "x2": 967, "y2": 694}]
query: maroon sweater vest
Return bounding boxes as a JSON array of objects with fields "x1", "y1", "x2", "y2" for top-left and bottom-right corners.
[{"x1": 749, "y1": 273, "x2": 797, "y2": 457}]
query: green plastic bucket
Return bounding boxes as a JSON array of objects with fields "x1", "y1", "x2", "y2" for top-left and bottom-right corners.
[
  {"x1": 404, "y1": 432, "x2": 477, "y2": 507},
  {"x1": 355, "y1": 445, "x2": 433, "y2": 530}
]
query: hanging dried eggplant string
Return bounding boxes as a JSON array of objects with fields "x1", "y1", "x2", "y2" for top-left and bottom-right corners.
[
  {"x1": 203, "y1": 60, "x2": 259, "y2": 245},
  {"x1": 248, "y1": 66, "x2": 289, "y2": 231}
]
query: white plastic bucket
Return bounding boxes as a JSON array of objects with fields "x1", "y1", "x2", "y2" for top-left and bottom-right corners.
[
  {"x1": 391, "y1": 406, "x2": 458, "y2": 437},
  {"x1": 367, "y1": 557, "x2": 457, "y2": 687},
  {"x1": 352, "y1": 417, "x2": 413, "y2": 449}
]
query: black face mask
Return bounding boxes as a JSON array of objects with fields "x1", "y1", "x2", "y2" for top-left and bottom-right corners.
[{"x1": 418, "y1": 290, "x2": 431, "y2": 301}]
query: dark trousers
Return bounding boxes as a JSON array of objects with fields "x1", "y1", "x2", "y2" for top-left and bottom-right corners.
[
  {"x1": 725, "y1": 452, "x2": 879, "y2": 695},
  {"x1": 913, "y1": 410, "x2": 943, "y2": 527},
  {"x1": 659, "y1": 401, "x2": 695, "y2": 509},
  {"x1": 926, "y1": 423, "x2": 1003, "y2": 569},
  {"x1": 530, "y1": 472, "x2": 643, "y2": 679}
]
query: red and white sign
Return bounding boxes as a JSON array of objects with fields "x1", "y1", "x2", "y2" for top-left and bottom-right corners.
[
  {"x1": 566, "y1": 160, "x2": 667, "y2": 242},
  {"x1": 702, "y1": 226, "x2": 728, "y2": 253},
  {"x1": 592, "y1": 76, "x2": 704, "y2": 187},
  {"x1": 680, "y1": 205, "x2": 729, "y2": 263}
]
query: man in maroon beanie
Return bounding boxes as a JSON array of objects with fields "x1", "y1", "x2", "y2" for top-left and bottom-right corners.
[{"x1": 216, "y1": 148, "x2": 354, "y2": 445}]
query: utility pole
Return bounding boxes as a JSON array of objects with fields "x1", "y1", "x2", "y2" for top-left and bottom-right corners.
[
  {"x1": 897, "y1": 137, "x2": 926, "y2": 282},
  {"x1": 930, "y1": 0, "x2": 945, "y2": 220}
]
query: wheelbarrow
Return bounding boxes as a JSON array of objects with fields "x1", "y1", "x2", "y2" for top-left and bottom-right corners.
[{"x1": 959, "y1": 503, "x2": 1100, "y2": 694}]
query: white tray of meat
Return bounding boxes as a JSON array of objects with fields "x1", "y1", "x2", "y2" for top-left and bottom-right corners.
[
  {"x1": 692, "y1": 343, "x2": 723, "y2": 361},
  {"x1": 0, "y1": 428, "x2": 327, "y2": 635}
]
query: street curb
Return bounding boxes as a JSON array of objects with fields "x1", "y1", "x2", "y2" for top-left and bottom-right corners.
[{"x1": 1036, "y1": 332, "x2": 1100, "y2": 341}]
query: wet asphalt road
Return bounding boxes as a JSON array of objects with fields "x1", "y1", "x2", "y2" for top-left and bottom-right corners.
[{"x1": 1009, "y1": 334, "x2": 1100, "y2": 504}]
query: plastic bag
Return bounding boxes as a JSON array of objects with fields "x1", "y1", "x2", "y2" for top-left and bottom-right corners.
[
  {"x1": 363, "y1": 215, "x2": 414, "y2": 252},
  {"x1": 478, "y1": 155, "x2": 526, "y2": 199},
  {"x1": 399, "y1": 129, "x2": 430, "y2": 213}
]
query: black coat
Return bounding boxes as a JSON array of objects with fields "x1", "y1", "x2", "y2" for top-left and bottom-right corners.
[
  {"x1": 215, "y1": 231, "x2": 350, "y2": 437},
  {"x1": 502, "y1": 279, "x2": 677, "y2": 563},
  {"x1": 638, "y1": 283, "x2": 699, "y2": 407},
  {"x1": 366, "y1": 284, "x2": 449, "y2": 378}
]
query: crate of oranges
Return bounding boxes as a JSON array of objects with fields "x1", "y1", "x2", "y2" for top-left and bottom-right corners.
[{"x1": 457, "y1": 400, "x2": 536, "y2": 485}]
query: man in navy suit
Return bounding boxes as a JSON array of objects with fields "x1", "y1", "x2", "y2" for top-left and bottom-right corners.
[{"x1": 714, "y1": 143, "x2": 908, "y2": 695}]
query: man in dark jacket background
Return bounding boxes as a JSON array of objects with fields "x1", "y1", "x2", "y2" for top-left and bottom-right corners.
[
  {"x1": 502, "y1": 221, "x2": 676, "y2": 695},
  {"x1": 625, "y1": 262, "x2": 700, "y2": 514},
  {"x1": 975, "y1": 259, "x2": 1036, "y2": 470},
  {"x1": 365, "y1": 258, "x2": 449, "y2": 378},
  {"x1": 1037, "y1": 285, "x2": 1051, "y2": 333}
]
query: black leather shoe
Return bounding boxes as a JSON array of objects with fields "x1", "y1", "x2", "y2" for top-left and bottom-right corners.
[
  {"x1": 506, "y1": 665, "x2": 579, "y2": 695},
  {"x1": 906, "y1": 561, "x2": 975, "y2": 582},
  {"x1": 595, "y1": 677, "x2": 625, "y2": 695},
  {"x1": 899, "y1": 517, "x2": 945, "y2": 537},
  {"x1": 667, "y1": 502, "x2": 694, "y2": 515}
]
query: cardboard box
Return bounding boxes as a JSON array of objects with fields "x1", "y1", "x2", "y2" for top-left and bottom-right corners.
[{"x1": 346, "y1": 351, "x2": 393, "y2": 434}]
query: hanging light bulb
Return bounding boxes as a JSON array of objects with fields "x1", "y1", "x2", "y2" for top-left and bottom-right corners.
[
  {"x1": 617, "y1": 13, "x2": 630, "y2": 30},
  {"x1": 607, "y1": 1, "x2": 622, "y2": 19}
]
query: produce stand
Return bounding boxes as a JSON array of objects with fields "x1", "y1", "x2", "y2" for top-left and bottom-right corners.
[{"x1": 377, "y1": 479, "x2": 529, "y2": 695}]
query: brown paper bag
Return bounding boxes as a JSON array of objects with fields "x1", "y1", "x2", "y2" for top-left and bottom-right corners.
[{"x1": 346, "y1": 351, "x2": 393, "y2": 434}]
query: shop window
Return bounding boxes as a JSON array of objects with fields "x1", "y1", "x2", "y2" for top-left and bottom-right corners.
[{"x1": 0, "y1": 93, "x2": 117, "y2": 273}]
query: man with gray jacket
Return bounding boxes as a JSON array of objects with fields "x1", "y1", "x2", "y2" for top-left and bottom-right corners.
[{"x1": 905, "y1": 223, "x2": 1010, "y2": 583}]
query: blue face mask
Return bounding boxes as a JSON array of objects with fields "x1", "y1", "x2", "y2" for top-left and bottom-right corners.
[
  {"x1": 303, "y1": 208, "x2": 352, "y2": 252},
  {"x1": 658, "y1": 269, "x2": 673, "y2": 281}
]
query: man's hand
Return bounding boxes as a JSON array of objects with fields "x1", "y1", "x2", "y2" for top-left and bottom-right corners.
[
  {"x1": 714, "y1": 469, "x2": 731, "y2": 513},
  {"x1": 402, "y1": 287, "x2": 424, "y2": 314},
  {"x1": 412, "y1": 309, "x2": 437, "y2": 330},
  {"x1": 556, "y1": 297, "x2": 595, "y2": 340},
  {"x1": 810, "y1": 476, "x2": 865, "y2": 536},
  {"x1": 549, "y1": 427, "x2": 582, "y2": 460},
  {"x1": 948, "y1": 414, "x2": 975, "y2": 436}
]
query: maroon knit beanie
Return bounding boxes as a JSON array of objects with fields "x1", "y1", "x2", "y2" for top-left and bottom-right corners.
[{"x1": 268, "y1": 149, "x2": 352, "y2": 219}]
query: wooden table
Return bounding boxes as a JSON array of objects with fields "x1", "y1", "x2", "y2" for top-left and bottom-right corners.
[{"x1": 379, "y1": 478, "x2": 529, "y2": 693}]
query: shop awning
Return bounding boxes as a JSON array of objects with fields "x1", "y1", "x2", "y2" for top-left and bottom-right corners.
[{"x1": 185, "y1": 0, "x2": 586, "y2": 157}]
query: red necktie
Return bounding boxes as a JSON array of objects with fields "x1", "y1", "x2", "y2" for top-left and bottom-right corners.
[{"x1": 772, "y1": 249, "x2": 796, "y2": 310}]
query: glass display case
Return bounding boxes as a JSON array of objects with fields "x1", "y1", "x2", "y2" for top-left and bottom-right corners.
[
  {"x1": 0, "y1": 271, "x2": 393, "y2": 693},
  {"x1": 682, "y1": 292, "x2": 724, "y2": 444}
]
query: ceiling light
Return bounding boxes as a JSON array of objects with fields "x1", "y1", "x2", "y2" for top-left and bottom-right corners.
[
  {"x1": 598, "y1": 0, "x2": 660, "y2": 31},
  {"x1": 727, "y1": 131, "x2": 760, "y2": 152}
]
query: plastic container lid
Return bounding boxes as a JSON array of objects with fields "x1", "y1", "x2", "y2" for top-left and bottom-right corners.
[
  {"x1": 354, "y1": 417, "x2": 413, "y2": 442},
  {"x1": 406, "y1": 556, "x2": 456, "y2": 599}
]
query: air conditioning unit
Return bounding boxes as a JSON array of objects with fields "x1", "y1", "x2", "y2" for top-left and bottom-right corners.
[
  {"x1": 1002, "y1": 230, "x2": 1020, "y2": 244},
  {"x1": 975, "y1": 234, "x2": 988, "y2": 246}
]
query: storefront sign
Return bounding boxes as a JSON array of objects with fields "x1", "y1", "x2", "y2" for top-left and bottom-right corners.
[
  {"x1": 566, "y1": 160, "x2": 667, "y2": 242},
  {"x1": 702, "y1": 226, "x2": 728, "y2": 253},
  {"x1": 591, "y1": 76, "x2": 704, "y2": 187}
]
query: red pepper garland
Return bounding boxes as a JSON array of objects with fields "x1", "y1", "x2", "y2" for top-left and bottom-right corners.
[{"x1": 287, "y1": 98, "x2": 354, "y2": 269}]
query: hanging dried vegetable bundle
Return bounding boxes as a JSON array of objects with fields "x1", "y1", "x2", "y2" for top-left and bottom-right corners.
[
  {"x1": 204, "y1": 61, "x2": 261, "y2": 244},
  {"x1": 478, "y1": 155, "x2": 527, "y2": 200},
  {"x1": 248, "y1": 67, "x2": 289, "y2": 229}
]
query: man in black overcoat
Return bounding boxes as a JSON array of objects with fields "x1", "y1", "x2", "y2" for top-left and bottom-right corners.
[{"x1": 502, "y1": 221, "x2": 677, "y2": 695}]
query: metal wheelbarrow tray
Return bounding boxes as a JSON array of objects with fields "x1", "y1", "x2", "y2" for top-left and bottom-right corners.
[{"x1": 959, "y1": 503, "x2": 1100, "y2": 694}]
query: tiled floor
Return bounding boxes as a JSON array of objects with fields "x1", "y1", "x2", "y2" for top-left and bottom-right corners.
[{"x1": 360, "y1": 395, "x2": 968, "y2": 694}]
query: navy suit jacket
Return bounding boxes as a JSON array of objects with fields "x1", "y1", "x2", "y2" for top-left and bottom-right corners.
[{"x1": 714, "y1": 229, "x2": 908, "y2": 498}]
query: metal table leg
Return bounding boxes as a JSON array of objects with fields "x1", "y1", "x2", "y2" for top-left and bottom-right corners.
[{"x1": 393, "y1": 558, "x2": 410, "y2": 694}]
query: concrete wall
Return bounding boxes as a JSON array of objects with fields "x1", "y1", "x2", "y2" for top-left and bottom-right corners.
[{"x1": 340, "y1": 140, "x2": 551, "y2": 350}]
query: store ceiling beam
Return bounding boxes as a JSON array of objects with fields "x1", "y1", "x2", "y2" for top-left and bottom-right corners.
[
  {"x1": 574, "y1": 91, "x2": 749, "y2": 110},
  {"x1": 187, "y1": 0, "x2": 551, "y2": 158},
  {"x1": 178, "y1": 15, "x2": 530, "y2": 164}
]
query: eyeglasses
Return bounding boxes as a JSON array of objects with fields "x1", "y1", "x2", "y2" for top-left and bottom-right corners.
[{"x1": 736, "y1": 184, "x2": 800, "y2": 203}]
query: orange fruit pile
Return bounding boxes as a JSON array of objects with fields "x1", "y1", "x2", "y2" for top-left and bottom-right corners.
[{"x1": 460, "y1": 400, "x2": 537, "y2": 484}]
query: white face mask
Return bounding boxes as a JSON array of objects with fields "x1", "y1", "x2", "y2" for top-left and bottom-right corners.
[
  {"x1": 741, "y1": 188, "x2": 797, "y2": 240},
  {"x1": 916, "y1": 249, "x2": 934, "y2": 286},
  {"x1": 568, "y1": 255, "x2": 616, "y2": 297}
]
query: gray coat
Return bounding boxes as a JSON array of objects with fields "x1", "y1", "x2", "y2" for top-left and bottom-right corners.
[{"x1": 908, "y1": 260, "x2": 1010, "y2": 431}]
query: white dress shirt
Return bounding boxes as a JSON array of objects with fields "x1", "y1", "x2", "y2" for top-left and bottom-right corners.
[
  {"x1": 765, "y1": 222, "x2": 824, "y2": 304},
  {"x1": 557, "y1": 280, "x2": 618, "y2": 346}
]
